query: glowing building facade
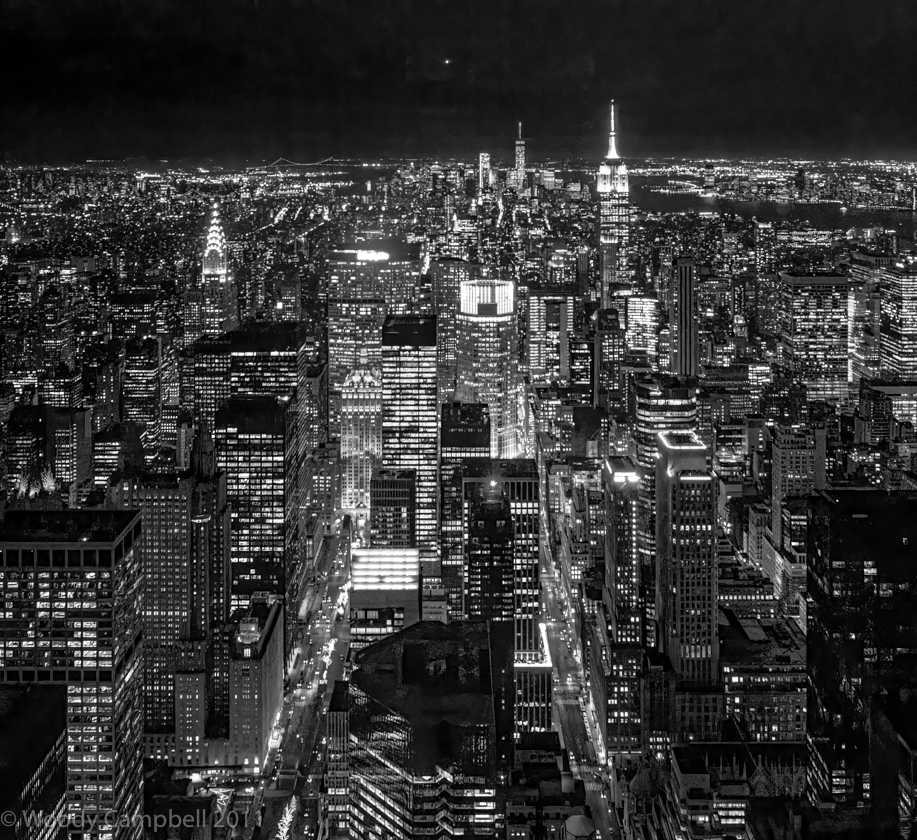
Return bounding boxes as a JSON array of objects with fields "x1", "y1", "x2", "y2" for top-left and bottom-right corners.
[
  {"x1": 527, "y1": 290, "x2": 574, "y2": 384},
  {"x1": 440, "y1": 403, "x2": 491, "y2": 618},
  {"x1": 349, "y1": 547, "x2": 420, "y2": 650},
  {"x1": 381, "y1": 316, "x2": 439, "y2": 576},
  {"x1": 879, "y1": 258, "x2": 917, "y2": 380},
  {"x1": 596, "y1": 101, "x2": 630, "y2": 306},
  {"x1": 456, "y1": 279, "x2": 519, "y2": 457},
  {"x1": 198, "y1": 204, "x2": 239, "y2": 339},
  {"x1": 777, "y1": 273, "x2": 849, "y2": 403},
  {"x1": 0, "y1": 511, "x2": 144, "y2": 840},
  {"x1": 327, "y1": 242, "x2": 421, "y2": 436},
  {"x1": 655, "y1": 432, "x2": 718, "y2": 685},
  {"x1": 340, "y1": 367, "x2": 383, "y2": 515},
  {"x1": 215, "y1": 396, "x2": 292, "y2": 611}
]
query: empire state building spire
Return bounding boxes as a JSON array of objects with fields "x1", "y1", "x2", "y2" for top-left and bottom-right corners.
[{"x1": 606, "y1": 100, "x2": 620, "y2": 161}]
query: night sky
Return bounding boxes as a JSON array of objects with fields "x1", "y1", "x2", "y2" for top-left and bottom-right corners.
[{"x1": 2, "y1": 0, "x2": 916, "y2": 163}]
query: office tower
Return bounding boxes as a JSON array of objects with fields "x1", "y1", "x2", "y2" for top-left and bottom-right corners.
[
  {"x1": 456, "y1": 278, "x2": 519, "y2": 457},
  {"x1": 461, "y1": 459, "x2": 549, "y2": 735},
  {"x1": 199, "y1": 204, "x2": 239, "y2": 337},
  {"x1": 655, "y1": 432, "x2": 718, "y2": 685},
  {"x1": 625, "y1": 295, "x2": 659, "y2": 366},
  {"x1": 527, "y1": 289, "x2": 574, "y2": 384},
  {"x1": 215, "y1": 395, "x2": 292, "y2": 610},
  {"x1": 349, "y1": 547, "x2": 420, "y2": 650},
  {"x1": 673, "y1": 258, "x2": 698, "y2": 376},
  {"x1": 343, "y1": 621, "x2": 512, "y2": 839},
  {"x1": 478, "y1": 152, "x2": 491, "y2": 193},
  {"x1": 188, "y1": 323, "x2": 313, "y2": 430},
  {"x1": 430, "y1": 258, "x2": 484, "y2": 399},
  {"x1": 777, "y1": 272, "x2": 849, "y2": 403},
  {"x1": 603, "y1": 456, "x2": 642, "y2": 645},
  {"x1": 327, "y1": 242, "x2": 421, "y2": 435},
  {"x1": 369, "y1": 469, "x2": 416, "y2": 548},
  {"x1": 381, "y1": 315, "x2": 439, "y2": 575},
  {"x1": 848, "y1": 256, "x2": 884, "y2": 387},
  {"x1": 879, "y1": 257, "x2": 917, "y2": 379},
  {"x1": 805, "y1": 491, "x2": 917, "y2": 825},
  {"x1": 770, "y1": 425, "x2": 825, "y2": 546},
  {"x1": 123, "y1": 337, "x2": 162, "y2": 449},
  {"x1": 514, "y1": 121, "x2": 526, "y2": 189},
  {"x1": 464, "y1": 497, "x2": 514, "y2": 624},
  {"x1": 633, "y1": 375, "x2": 698, "y2": 640},
  {"x1": 109, "y1": 472, "x2": 201, "y2": 744},
  {"x1": 0, "y1": 511, "x2": 144, "y2": 840},
  {"x1": 440, "y1": 402, "x2": 491, "y2": 617},
  {"x1": 596, "y1": 308, "x2": 626, "y2": 410},
  {"x1": 38, "y1": 284, "x2": 75, "y2": 371},
  {"x1": 38, "y1": 362, "x2": 82, "y2": 409},
  {"x1": 596, "y1": 100, "x2": 630, "y2": 306},
  {"x1": 226, "y1": 594, "x2": 284, "y2": 772},
  {"x1": 461, "y1": 459, "x2": 540, "y2": 654},
  {"x1": 340, "y1": 367, "x2": 383, "y2": 515},
  {"x1": 753, "y1": 220, "x2": 776, "y2": 275},
  {"x1": 188, "y1": 334, "x2": 231, "y2": 430}
]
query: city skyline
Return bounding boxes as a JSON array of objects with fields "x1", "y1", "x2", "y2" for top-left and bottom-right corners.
[{"x1": 4, "y1": 10, "x2": 917, "y2": 840}]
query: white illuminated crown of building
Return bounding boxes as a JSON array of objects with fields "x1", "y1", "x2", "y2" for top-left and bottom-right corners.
[
  {"x1": 460, "y1": 278, "x2": 515, "y2": 318},
  {"x1": 203, "y1": 203, "x2": 228, "y2": 276}
]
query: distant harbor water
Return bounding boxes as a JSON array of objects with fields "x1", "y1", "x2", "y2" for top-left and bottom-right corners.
[{"x1": 631, "y1": 183, "x2": 917, "y2": 241}]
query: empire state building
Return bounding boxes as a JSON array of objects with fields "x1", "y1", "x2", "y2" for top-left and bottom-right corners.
[{"x1": 596, "y1": 100, "x2": 630, "y2": 306}]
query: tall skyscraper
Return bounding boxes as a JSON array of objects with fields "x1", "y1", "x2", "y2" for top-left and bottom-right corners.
[
  {"x1": 478, "y1": 152, "x2": 491, "y2": 193},
  {"x1": 464, "y1": 496, "x2": 514, "y2": 625},
  {"x1": 527, "y1": 289, "x2": 574, "y2": 384},
  {"x1": 673, "y1": 258, "x2": 698, "y2": 376},
  {"x1": 430, "y1": 259, "x2": 484, "y2": 400},
  {"x1": 596, "y1": 100, "x2": 631, "y2": 306},
  {"x1": 0, "y1": 511, "x2": 144, "y2": 840},
  {"x1": 340, "y1": 367, "x2": 383, "y2": 515},
  {"x1": 777, "y1": 272, "x2": 849, "y2": 403},
  {"x1": 440, "y1": 403, "x2": 491, "y2": 617},
  {"x1": 109, "y1": 472, "x2": 202, "y2": 744},
  {"x1": 770, "y1": 425, "x2": 825, "y2": 545},
  {"x1": 461, "y1": 460, "x2": 539, "y2": 651},
  {"x1": 199, "y1": 204, "x2": 239, "y2": 338},
  {"x1": 625, "y1": 295, "x2": 659, "y2": 366},
  {"x1": 369, "y1": 469, "x2": 416, "y2": 548},
  {"x1": 655, "y1": 432, "x2": 718, "y2": 685},
  {"x1": 596, "y1": 308, "x2": 626, "y2": 410},
  {"x1": 879, "y1": 257, "x2": 917, "y2": 379},
  {"x1": 460, "y1": 459, "x2": 551, "y2": 736},
  {"x1": 514, "y1": 122, "x2": 526, "y2": 190},
  {"x1": 327, "y1": 241, "x2": 421, "y2": 435},
  {"x1": 215, "y1": 395, "x2": 292, "y2": 610},
  {"x1": 456, "y1": 278, "x2": 519, "y2": 457},
  {"x1": 381, "y1": 315, "x2": 439, "y2": 575}
]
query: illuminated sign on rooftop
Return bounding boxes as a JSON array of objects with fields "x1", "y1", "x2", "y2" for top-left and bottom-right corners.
[{"x1": 355, "y1": 249, "x2": 390, "y2": 262}]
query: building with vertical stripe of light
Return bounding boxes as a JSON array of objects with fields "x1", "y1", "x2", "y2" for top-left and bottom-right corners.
[
  {"x1": 456, "y1": 278, "x2": 519, "y2": 458},
  {"x1": 381, "y1": 315, "x2": 439, "y2": 578},
  {"x1": 596, "y1": 100, "x2": 630, "y2": 306}
]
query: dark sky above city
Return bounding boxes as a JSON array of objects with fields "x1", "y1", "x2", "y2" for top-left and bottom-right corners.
[{"x1": 2, "y1": 0, "x2": 916, "y2": 163}]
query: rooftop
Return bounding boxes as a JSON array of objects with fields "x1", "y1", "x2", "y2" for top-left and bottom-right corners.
[
  {"x1": 215, "y1": 395, "x2": 288, "y2": 435},
  {"x1": 718, "y1": 608, "x2": 805, "y2": 669},
  {"x1": 382, "y1": 314, "x2": 437, "y2": 347},
  {"x1": 352, "y1": 620, "x2": 497, "y2": 772},
  {"x1": 0, "y1": 510, "x2": 140, "y2": 544}
]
